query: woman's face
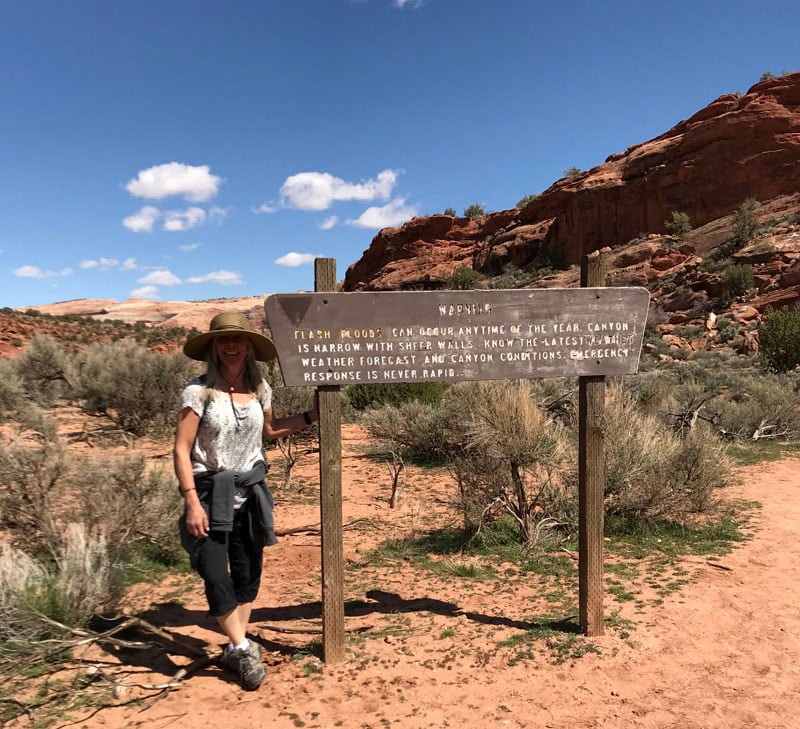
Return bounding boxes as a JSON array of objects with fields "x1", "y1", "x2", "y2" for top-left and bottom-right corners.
[{"x1": 214, "y1": 334, "x2": 249, "y2": 371}]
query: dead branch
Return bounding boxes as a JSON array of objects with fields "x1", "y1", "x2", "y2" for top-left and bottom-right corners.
[
  {"x1": 275, "y1": 517, "x2": 371, "y2": 536},
  {"x1": 256, "y1": 624, "x2": 323, "y2": 634},
  {"x1": 386, "y1": 451, "x2": 405, "y2": 508},
  {"x1": 122, "y1": 614, "x2": 209, "y2": 658}
]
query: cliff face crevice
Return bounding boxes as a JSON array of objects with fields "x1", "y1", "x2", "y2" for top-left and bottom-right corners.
[{"x1": 343, "y1": 72, "x2": 800, "y2": 292}]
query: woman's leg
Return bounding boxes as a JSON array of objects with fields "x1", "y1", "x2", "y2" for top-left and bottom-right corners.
[
  {"x1": 216, "y1": 607, "x2": 247, "y2": 646},
  {"x1": 228, "y1": 508, "x2": 264, "y2": 637}
]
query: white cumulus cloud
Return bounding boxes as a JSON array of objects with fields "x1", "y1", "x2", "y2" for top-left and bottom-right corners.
[
  {"x1": 273, "y1": 169, "x2": 399, "y2": 211},
  {"x1": 185, "y1": 270, "x2": 243, "y2": 285},
  {"x1": 275, "y1": 252, "x2": 317, "y2": 267},
  {"x1": 179, "y1": 243, "x2": 201, "y2": 253},
  {"x1": 137, "y1": 269, "x2": 181, "y2": 286},
  {"x1": 208, "y1": 205, "x2": 229, "y2": 223},
  {"x1": 121, "y1": 258, "x2": 137, "y2": 270},
  {"x1": 14, "y1": 265, "x2": 72, "y2": 279},
  {"x1": 162, "y1": 207, "x2": 206, "y2": 232},
  {"x1": 130, "y1": 285, "x2": 160, "y2": 300},
  {"x1": 319, "y1": 216, "x2": 338, "y2": 230},
  {"x1": 123, "y1": 205, "x2": 161, "y2": 233},
  {"x1": 80, "y1": 257, "x2": 119, "y2": 270},
  {"x1": 125, "y1": 162, "x2": 222, "y2": 202},
  {"x1": 347, "y1": 198, "x2": 418, "y2": 229}
]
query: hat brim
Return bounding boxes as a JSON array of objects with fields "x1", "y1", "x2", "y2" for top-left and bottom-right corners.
[{"x1": 183, "y1": 329, "x2": 278, "y2": 362}]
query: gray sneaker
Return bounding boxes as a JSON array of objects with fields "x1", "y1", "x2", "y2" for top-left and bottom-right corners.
[
  {"x1": 248, "y1": 639, "x2": 264, "y2": 662},
  {"x1": 221, "y1": 642, "x2": 266, "y2": 690}
]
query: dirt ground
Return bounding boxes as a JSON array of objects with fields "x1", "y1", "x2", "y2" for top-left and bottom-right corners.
[{"x1": 35, "y1": 424, "x2": 800, "y2": 729}]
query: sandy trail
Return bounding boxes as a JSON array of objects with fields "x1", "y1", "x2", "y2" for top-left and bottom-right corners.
[{"x1": 60, "y1": 432, "x2": 800, "y2": 729}]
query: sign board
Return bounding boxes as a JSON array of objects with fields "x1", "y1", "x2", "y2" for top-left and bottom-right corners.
[{"x1": 265, "y1": 288, "x2": 649, "y2": 387}]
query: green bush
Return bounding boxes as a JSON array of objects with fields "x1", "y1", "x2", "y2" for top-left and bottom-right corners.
[
  {"x1": 447, "y1": 266, "x2": 483, "y2": 290},
  {"x1": 720, "y1": 264, "x2": 755, "y2": 306},
  {"x1": 721, "y1": 198, "x2": 760, "y2": 256},
  {"x1": 488, "y1": 263, "x2": 557, "y2": 290},
  {"x1": 347, "y1": 382, "x2": 447, "y2": 411},
  {"x1": 71, "y1": 340, "x2": 198, "y2": 437},
  {"x1": 563, "y1": 166, "x2": 582, "y2": 178},
  {"x1": 759, "y1": 307, "x2": 800, "y2": 372},
  {"x1": 516, "y1": 194, "x2": 537, "y2": 209},
  {"x1": 443, "y1": 207, "x2": 456, "y2": 216},
  {"x1": 665, "y1": 211, "x2": 692, "y2": 240},
  {"x1": 463, "y1": 203, "x2": 486, "y2": 219}
]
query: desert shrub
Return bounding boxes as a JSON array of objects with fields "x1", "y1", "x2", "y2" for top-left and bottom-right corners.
[
  {"x1": 13, "y1": 335, "x2": 71, "y2": 407},
  {"x1": 0, "y1": 529, "x2": 112, "y2": 662},
  {"x1": 759, "y1": 307, "x2": 800, "y2": 372},
  {"x1": 76, "y1": 456, "x2": 184, "y2": 569},
  {"x1": 720, "y1": 264, "x2": 755, "y2": 306},
  {"x1": 361, "y1": 400, "x2": 447, "y2": 465},
  {"x1": 447, "y1": 266, "x2": 483, "y2": 290},
  {"x1": 715, "y1": 315, "x2": 739, "y2": 343},
  {"x1": 72, "y1": 340, "x2": 197, "y2": 437},
  {"x1": 0, "y1": 543, "x2": 54, "y2": 655},
  {"x1": 463, "y1": 203, "x2": 486, "y2": 219},
  {"x1": 601, "y1": 384, "x2": 730, "y2": 521},
  {"x1": 711, "y1": 372, "x2": 800, "y2": 440},
  {"x1": 665, "y1": 211, "x2": 692, "y2": 240},
  {"x1": 443, "y1": 207, "x2": 456, "y2": 216},
  {"x1": 516, "y1": 193, "x2": 537, "y2": 209},
  {"x1": 0, "y1": 421, "x2": 67, "y2": 557},
  {"x1": 0, "y1": 358, "x2": 24, "y2": 420},
  {"x1": 53, "y1": 524, "x2": 113, "y2": 626},
  {"x1": 488, "y1": 263, "x2": 556, "y2": 290},
  {"x1": 563, "y1": 166, "x2": 582, "y2": 178},
  {"x1": 347, "y1": 382, "x2": 447, "y2": 411},
  {"x1": 270, "y1": 384, "x2": 316, "y2": 418},
  {"x1": 0, "y1": 417, "x2": 183, "y2": 575},
  {"x1": 439, "y1": 380, "x2": 573, "y2": 546}
]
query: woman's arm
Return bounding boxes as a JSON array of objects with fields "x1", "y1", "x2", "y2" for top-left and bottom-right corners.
[
  {"x1": 173, "y1": 406, "x2": 208, "y2": 538},
  {"x1": 263, "y1": 400, "x2": 319, "y2": 440}
]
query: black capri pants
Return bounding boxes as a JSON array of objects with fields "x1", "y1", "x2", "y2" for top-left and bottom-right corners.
[{"x1": 194, "y1": 505, "x2": 264, "y2": 617}]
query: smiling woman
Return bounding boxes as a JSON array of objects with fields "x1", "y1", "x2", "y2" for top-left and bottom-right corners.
[{"x1": 172, "y1": 311, "x2": 318, "y2": 690}]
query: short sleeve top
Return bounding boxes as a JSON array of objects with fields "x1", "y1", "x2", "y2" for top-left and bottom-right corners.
[{"x1": 178, "y1": 377, "x2": 273, "y2": 476}]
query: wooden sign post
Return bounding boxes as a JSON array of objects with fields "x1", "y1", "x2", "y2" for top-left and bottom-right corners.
[
  {"x1": 578, "y1": 249, "x2": 610, "y2": 636},
  {"x1": 265, "y1": 259, "x2": 647, "y2": 657},
  {"x1": 313, "y1": 259, "x2": 345, "y2": 663}
]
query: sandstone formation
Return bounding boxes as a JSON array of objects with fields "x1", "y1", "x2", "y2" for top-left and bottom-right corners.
[
  {"x1": 343, "y1": 72, "x2": 800, "y2": 292},
  {"x1": 26, "y1": 295, "x2": 270, "y2": 333}
]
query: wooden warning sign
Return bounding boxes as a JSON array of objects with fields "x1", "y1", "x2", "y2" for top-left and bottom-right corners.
[{"x1": 265, "y1": 288, "x2": 649, "y2": 386}]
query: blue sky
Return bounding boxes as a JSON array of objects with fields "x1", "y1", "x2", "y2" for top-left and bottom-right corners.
[{"x1": 1, "y1": 0, "x2": 798, "y2": 308}]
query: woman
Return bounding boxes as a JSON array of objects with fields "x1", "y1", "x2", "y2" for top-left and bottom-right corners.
[{"x1": 173, "y1": 311, "x2": 318, "y2": 690}]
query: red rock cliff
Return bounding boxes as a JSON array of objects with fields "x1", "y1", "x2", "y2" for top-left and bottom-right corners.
[{"x1": 343, "y1": 72, "x2": 800, "y2": 291}]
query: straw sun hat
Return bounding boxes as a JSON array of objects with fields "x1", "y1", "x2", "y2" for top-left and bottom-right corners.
[{"x1": 183, "y1": 311, "x2": 278, "y2": 362}]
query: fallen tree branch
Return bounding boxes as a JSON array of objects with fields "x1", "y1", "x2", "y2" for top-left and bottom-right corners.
[{"x1": 276, "y1": 517, "x2": 371, "y2": 536}]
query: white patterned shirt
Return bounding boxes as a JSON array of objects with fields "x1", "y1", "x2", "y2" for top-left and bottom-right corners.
[{"x1": 178, "y1": 377, "x2": 273, "y2": 508}]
